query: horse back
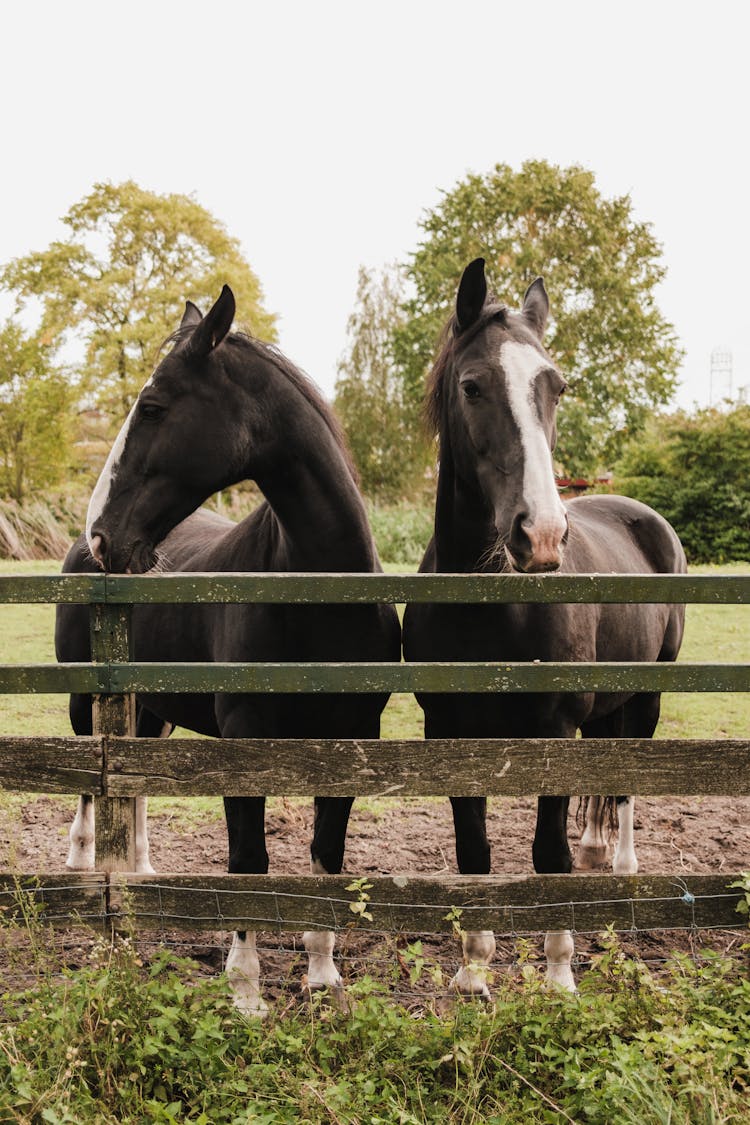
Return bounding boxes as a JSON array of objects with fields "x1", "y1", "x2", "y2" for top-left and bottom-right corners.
[{"x1": 564, "y1": 494, "x2": 686, "y2": 577}]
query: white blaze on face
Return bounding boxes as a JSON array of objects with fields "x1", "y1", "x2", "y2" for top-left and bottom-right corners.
[
  {"x1": 499, "y1": 340, "x2": 567, "y2": 562},
  {"x1": 85, "y1": 375, "x2": 154, "y2": 556}
]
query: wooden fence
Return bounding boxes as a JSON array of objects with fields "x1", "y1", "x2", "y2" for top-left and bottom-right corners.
[{"x1": 1, "y1": 572, "x2": 749, "y2": 938}]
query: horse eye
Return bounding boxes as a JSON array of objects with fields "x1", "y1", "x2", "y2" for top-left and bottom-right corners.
[
  {"x1": 139, "y1": 401, "x2": 166, "y2": 421},
  {"x1": 461, "y1": 380, "x2": 481, "y2": 401}
]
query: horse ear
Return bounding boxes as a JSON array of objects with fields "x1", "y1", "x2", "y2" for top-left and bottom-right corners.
[
  {"x1": 522, "y1": 277, "x2": 549, "y2": 338},
  {"x1": 187, "y1": 285, "x2": 236, "y2": 357},
  {"x1": 180, "y1": 300, "x2": 203, "y2": 329},
  {"x1": 456, "y1": 258, "x2": 487, "y2": 332}
]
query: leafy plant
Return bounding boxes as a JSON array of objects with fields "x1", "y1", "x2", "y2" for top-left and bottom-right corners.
[{"x1": 614, "y1": 405, "x2": 750, "y2": 562}]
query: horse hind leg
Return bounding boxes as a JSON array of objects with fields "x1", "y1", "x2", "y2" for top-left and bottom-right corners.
[
  {"x1": 578, "y1": 694, "x2": 661, "y2": 876},
  {"x1": 66, "y1": 698, "x2": 172, "y2": 874},
  {"x1": 577, "y1": 710, "x2": 625, "y2": 872},
  {"x1": 612, "y1": 692, "x2": 661, "y2": 875},
  {"x1": 67, "y1": 694, "x2": 95, "y2": 870},
  {"x1": 131, "y1": 708, "x2": 174, "y2": 875},
  {"x1": 577, "y1": 796, "x2": 613, "y2": 871}
]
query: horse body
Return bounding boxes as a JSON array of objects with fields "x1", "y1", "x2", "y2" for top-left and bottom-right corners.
[
  {"x1": 403, "y1": 259, "x2": 686, "y2": 992},
  {"x1": 56, "y1": 287, "x2": 400, "y2": 1011}
]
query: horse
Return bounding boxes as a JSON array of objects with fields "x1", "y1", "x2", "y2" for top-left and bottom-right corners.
[
  {"x1": 55, "y1": 285, "x2": 401, "y2": 1014},
  {"x1": 402, "y1": 258, "x2": 686, "y2": 993}
]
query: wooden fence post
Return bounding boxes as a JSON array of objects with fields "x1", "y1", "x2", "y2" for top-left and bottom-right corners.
[{"x1": 90, "y1": 601, "x2": 137, "y2": 871}]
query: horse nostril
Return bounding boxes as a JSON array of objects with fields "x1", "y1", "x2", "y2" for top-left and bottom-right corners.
[
  {"x1": 90, "y1": 531, "x2": 107, "y2": 566},
  {"x1": 509, "y1": 512, "x2": 531, "y2": 552}
]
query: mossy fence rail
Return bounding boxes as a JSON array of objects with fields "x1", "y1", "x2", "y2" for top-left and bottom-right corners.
[{"x1": 0, "y1": 572, "x2": 749, "y2": 939}]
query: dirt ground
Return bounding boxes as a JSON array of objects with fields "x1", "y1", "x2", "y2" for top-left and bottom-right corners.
[
  {"x1": 12, "y1": 792, "x2": 750, "y2": 881},
  {"x1": 5, "y1": 793, "x2": 750, "y2": 1002}
]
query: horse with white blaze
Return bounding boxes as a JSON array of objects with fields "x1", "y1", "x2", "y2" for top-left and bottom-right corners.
[
  {"x1": 55, "y1": 286, "x2": 400, "y2": 1013},
  {"x1": 403, "y1": 258, "x2": 686, "y2": 993}
]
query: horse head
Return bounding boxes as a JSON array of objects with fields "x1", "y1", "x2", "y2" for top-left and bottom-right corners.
[
  {"x1": 86, "y1": 286, "x2": 244, "y2": 572},
  {"x1": 438, "y1": 258, "x2": 569, "y2": 573}
]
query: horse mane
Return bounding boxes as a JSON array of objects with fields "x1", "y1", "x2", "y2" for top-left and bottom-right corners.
[
  {"x1": 163, "y1": 325, "x2": 359, "y2": 483},
  {"x1": 424, "y1": 303, "x2": 508, "y2": 436}
]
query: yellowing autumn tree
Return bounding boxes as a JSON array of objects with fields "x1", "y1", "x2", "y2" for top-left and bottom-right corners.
[{"x1": 2, "y1": 181, "x2": 276, "y2": 420}]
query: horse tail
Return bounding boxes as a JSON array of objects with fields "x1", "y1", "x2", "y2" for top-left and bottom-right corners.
[{"x1": 576, "y1": 796, "x2": 619, "y2": 839}]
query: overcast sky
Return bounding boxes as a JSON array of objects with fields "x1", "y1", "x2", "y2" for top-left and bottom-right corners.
[{"x1": 1, "y1": 0, "x2": 747, "y2": 408}]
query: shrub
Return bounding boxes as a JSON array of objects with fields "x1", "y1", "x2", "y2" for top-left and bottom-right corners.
[
  {"x1": 2, "y1": 924, "x2": 750, "y2": 1124},
  {"x1": 614, "y1": 405, "x2": 750, "y2": 563},
  {"x1": 367, "y1": 501, "x2": 434, "y2": 566}
]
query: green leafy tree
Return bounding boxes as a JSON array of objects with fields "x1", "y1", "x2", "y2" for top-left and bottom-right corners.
[
  {"x1": 2, "y1": 181, "x2": 276, "y2": 420},
  {"x1": 614, "y1": 405, "x2": 750, "y2": 562},
  {"x1": 395, "y1": 160, "x2": 682, "y2": 475},
  {"x1": 334, "y1": 264, "x2": 428, "y2": 499},
  {"x1": 0, "y1": 321, "x2": 72, "y2": 501}
]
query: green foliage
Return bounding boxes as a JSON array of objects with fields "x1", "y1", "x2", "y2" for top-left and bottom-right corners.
[
  {"x1": 395, "y1": 160, "x2": 682, "y2": 476},
  {"x1": 2, "y1": 181, "x2": 276, "y2": 421},
  {"x1": 0, "y1": 320, "x2": 72, "y2": 501},
  {"x1": 334, "y1": 265, "x2": 431, "y2": 499},
  {"x1": 1, "y1": 915, "x2": 749, "y2": 1124},
  {"x1": 614, "y1": 405, "x2": 750, "y2": 562},
  {"x1": 367, "y1": 500, "x2": 434, "y2": 565}
]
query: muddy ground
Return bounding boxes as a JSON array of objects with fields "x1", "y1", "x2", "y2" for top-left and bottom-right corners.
[{"x1": 5, "y1": 793, "x2": 749, "y2": 1003}]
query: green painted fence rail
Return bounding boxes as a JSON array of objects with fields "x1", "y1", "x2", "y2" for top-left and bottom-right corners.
[
  {"x1": 1, "y1": 571, "x2": 749, "y2": 605},
  {"x1": 2, "y1": 660, "x2": 749, "y2": 695},
  {"x1": 1, "y1": 570, "x2": 748, "y2": 936}
]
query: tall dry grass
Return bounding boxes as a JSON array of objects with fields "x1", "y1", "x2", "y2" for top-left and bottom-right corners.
[{"x1": 0, "y1": 498, "x2": 75, "y2": 560}]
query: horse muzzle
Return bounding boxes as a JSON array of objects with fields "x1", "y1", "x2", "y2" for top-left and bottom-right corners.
[
  {"x1": 505, "y1": 511, "x2": 569, "y2": 573},
  {"x1": 88, "y1": 530, "x2": 156, "y2": 574}
]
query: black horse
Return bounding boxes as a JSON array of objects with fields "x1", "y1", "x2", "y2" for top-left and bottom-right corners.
[
  {"x1": 56, "y1": 286, "x2": 400, "y2": 1013},
  {"x1": 403, "y1": 259, "x2": 686, "y2": 992}
]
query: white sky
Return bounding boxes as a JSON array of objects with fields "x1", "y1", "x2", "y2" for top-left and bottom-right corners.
[{"x1": 1, "y1": 0, "x2": 748, "y2": 408}]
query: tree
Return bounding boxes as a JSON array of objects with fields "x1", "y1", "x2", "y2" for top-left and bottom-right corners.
[
  {"x1": 614, "y1": 405, "x2": 750, "y2": 563},
  {"x1": 2, "y1": 181, "x2": 276, "y2": 420},
  {"x1": 394, "y1": 161, "x2": 682, "y2": 475},
  {"x1": 334, "y1": 264, "x2": 428, "y2": 499},
  {"x1": 0, "y1": 321, "x2": 72, "y2": 501}
]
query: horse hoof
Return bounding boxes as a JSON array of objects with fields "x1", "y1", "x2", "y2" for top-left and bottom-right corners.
[
  {"x1": 302, "y1": 974, "x2": 348, "y2": 1011},
  {"x1": 449, "y1": 967, "x2": 492, "y2": 1001},
  {"x1": 66, "y1": 848, "x2": 95, "y2": 872},
  {"x1": 230, "y1": 987, "x2": 269, "y2": 1019},
  {"x1": 575, "y1": 844, "x2": 609, "y2": 870},
  {"x1": 612, "y1": 853, "x2": 638, "y2": 876},
  {"x1": 545, "y1": 967, "x2": 577, "y2": 992}
]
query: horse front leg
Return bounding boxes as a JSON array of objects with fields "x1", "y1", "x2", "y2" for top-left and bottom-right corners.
[
  {"x1": 224, "y1": 795, "x2": 269, "y2": 1017},
  {"x1": 303, "y1": 796, "x2": 354, "y2": 1002},
  {"x1": 534, "y1": 795, "x2": 576, "y2": 990},
  {"x1": 449, "y1": 796, "x2": 496, "y2": 998}
]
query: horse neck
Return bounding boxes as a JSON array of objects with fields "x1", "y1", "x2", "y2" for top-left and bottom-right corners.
[
  {"x1": 250, "y1": 393, "x2": 377, "y2": 572},
  {"x1": 433, "y1": 429, "x2": 495, "y2": 573}
]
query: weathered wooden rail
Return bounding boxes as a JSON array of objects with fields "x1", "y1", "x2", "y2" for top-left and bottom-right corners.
[{"x1": 1, "y1": 572, "x2": 748, "y2": 936}]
